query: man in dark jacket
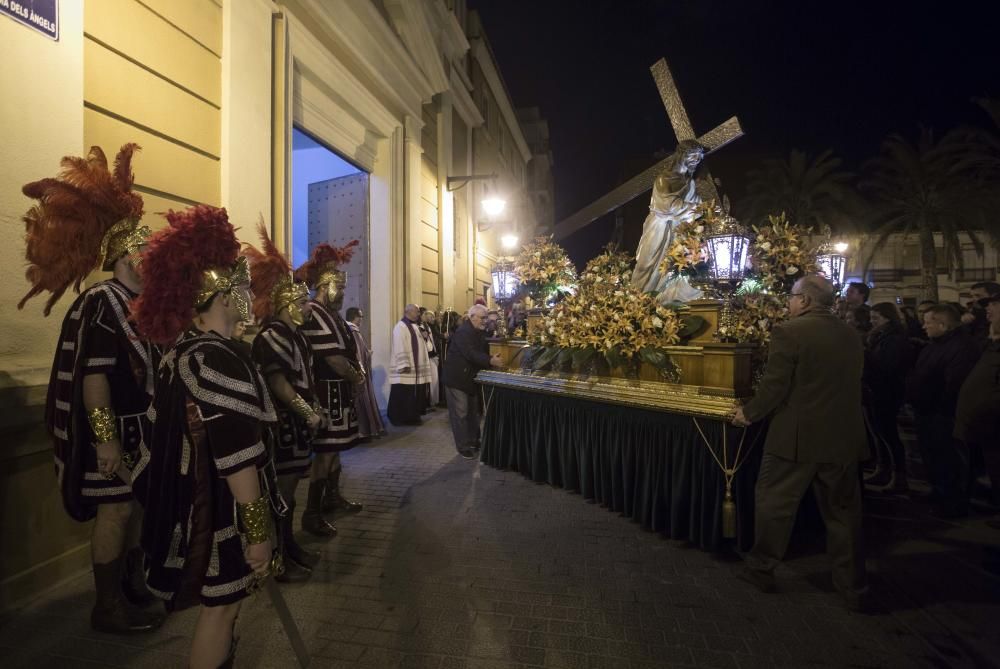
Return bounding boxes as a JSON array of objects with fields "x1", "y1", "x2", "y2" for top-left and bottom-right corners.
[
  {"x1": 906, "y1": 304, "x2": 981, "y2": 516},
  {"x1": 961, "y1": 281, "x2": 1000, "y2": 342},
  {"x1": 443, "y1": 304, "x2": 503, "y2": 458},
  {"x1": 731, "y1": 275, "x2": 868, "y2": 610},
  {"x1": 955, "y1": 294, "x2": 1000, "y2": 506}
]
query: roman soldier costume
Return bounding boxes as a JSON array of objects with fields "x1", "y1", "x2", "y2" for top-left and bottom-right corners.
[
  {"x1": 294, "y1": 241, "x2": 365, "y2": 535},
  {"x1": 245, "y1": 222, "x2": 322, "y2": 580},
  {"x1": 18, "y1": 144, "x2": 163, "y2": 634},
  {"x1": 131, "y1": 205, "x2": 278, "y2": 613}
]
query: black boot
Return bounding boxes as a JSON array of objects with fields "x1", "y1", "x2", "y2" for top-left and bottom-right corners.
[
  {"x1": 121, "y1": 547, "x2": 156, "y2": 607},
  {"x1": 301, "y1": 480, "x2": 337, "y2": 538},
  {"x1": 275, "y1": 512, "x2": 312, "y2": 583},
  {"x1": 282, "y1": 502, "x2": 320, "y2": 569},
  {"x1": 322, "y1": 468, "x2": 363, "y2": 515},
  {"x1": 275, "y1": 547, "x2": 312, "y2": 583},
  {"x1": 91, "y1": 557, "x2": 165, "y2": 634}
]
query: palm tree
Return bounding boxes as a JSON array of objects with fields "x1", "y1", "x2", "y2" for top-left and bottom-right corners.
[
  {"x1": 860, "y1": 128, "x2": 992, "y2": 302},
  {"x1": 739, "y1": 149, "x2": 862, "y2": 233},
  {"x1": 970, "y1": 98, "x2": 1000, "y2": 250}
]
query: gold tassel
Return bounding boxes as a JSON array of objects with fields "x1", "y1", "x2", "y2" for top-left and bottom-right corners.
[{"x1": 722, "y1": 488, "x2": 736, "y2": 539}]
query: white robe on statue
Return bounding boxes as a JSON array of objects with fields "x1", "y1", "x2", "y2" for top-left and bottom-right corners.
[{"x1": 631, "y1": 172, "x2": 704, "y2": 304}]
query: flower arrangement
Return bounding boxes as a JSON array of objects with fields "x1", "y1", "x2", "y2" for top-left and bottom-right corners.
[
  {"x1": 750, "y1": 213, "x2": 818, "y2": 293},
  {"x1": 657, "y1": 200, "x2": 722, "y2": 279},
  {"x1": 528, "y1": 247, "x2": 684, "y2": 373},
  {"x1": 716, "y1": 292, "x2": 788, "y2": 346},
  {"x1": 514, "y1": 235, "x2": 577, "y2": 304}
]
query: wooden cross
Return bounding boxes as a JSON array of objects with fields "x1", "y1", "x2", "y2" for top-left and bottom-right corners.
[{"x1": 554, "y1": 58, "x2": 744, "y2": 241}]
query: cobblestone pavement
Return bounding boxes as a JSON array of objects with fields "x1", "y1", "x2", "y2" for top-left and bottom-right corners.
[{"x1": 2, "y1": 410, "x2": 999, "y2": 668}]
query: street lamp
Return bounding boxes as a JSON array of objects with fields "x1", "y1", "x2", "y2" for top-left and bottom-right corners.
[
  {"x1": 447, "y1": 173, "x2": 505, "y2": 217},
  {"x1": 446, "y1": 173, "x2": 498, "y2": 191},
  {"x1": 501, "y1": 233, "x2": 519, "y2": 250},
  {"x1": 483, "y1": 197, "x2": 507, "y2": 218}
]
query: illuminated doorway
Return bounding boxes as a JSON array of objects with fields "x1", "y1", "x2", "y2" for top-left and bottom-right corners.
[{"x1": 291, "y1": 127, "x2": 370, "y2": 341}]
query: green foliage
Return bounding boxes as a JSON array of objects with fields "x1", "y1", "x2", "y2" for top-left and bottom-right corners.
[
  {"x1": 639, "y1": 347, "x2": 669, "y2": 369},
  {"x1": 604, "y1": 347, "x2": 625, "y2": 370},
  {"x1": 677, "y1": 315, "x2": 706, "y2": 340},
  {"x1": 572, "y1": 347, "x2": 596, "y2": 369},
  {"x1": 738, "y1": 149, "x2": 861, "y2": 235},
  {"x1": 532, "y1": 346, "x2": 560, "y2": 371},
  {"x1": 861, "y1": 128, "x2": 997, "y2": 301}
]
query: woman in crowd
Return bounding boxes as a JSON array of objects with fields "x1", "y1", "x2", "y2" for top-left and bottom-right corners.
[
  {"x1": 847, "y1": 304, "x2": 872, "y2": 336},
  {"x1": 863, "y1": 302, "x2": 913, "y2": 491}
]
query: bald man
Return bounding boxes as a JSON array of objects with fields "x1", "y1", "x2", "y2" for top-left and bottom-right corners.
[
  {"x1": 443, "y1": 305, "x2": 504, "y2": 458},
  {"x1": 731, "y1": 275, "x2": 869, "y2": 611},
  {"x1": 387, "y1": 304, "x2": 431, "y2": 425}
]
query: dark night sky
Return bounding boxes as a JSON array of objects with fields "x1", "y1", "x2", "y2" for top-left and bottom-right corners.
[{"x1": 467, "y1": 0, "x2": 1000, "y2": 258}]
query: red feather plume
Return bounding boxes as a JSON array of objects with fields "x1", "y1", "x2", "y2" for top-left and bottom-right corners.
[
  {"x1": 132, "y1": 205, "x2": 240, "y2": 346},
  {"x1": 18, "y1": 144, "x2": 144, "y2": 315},
  {"x1": 293, "y1": 239, "x2": 359, "y2": 288},
  {"x1": 242, "y1": 221, "x2": 293, "y2": 321}
]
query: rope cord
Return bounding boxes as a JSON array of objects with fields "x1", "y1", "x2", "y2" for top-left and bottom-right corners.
[{"x1": 692, "y1": 416, "x2": 764, "y2": 493}]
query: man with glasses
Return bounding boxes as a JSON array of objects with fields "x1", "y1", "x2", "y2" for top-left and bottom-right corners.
[
  {"x1": 442, "y1": 305, "x2": 504, "y2": 459},
  {"x1": 730, "y1": 274, "x2": 869, "y2": 611}
]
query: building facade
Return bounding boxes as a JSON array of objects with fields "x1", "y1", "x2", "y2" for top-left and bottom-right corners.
[
  {"x1": 839, "y1": 232, "x2": 999, "y2": 305},
  {"x1": 0, "y1": 0, "x2": 541, "y2": 610}
]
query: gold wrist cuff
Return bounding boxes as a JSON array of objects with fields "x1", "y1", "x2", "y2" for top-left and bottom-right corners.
[
  {"x1": 88, "y1": 408, "x2": 117, "y2": 444},
  {"x1": 237, "y1": 496, "x2": 272, "y2": 545},
  {"x1": 289, "y1": 395, "x2": 317, "y2": 422}
]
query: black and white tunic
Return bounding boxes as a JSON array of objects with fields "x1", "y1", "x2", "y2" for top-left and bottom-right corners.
[
  {"x1": 133, "y1": 330, "x2": 277, "y2": 610},
  {"x1": 252, "y1": 319, "x2": 316, "y2": 476},
  {"x1": 300, "y1": 300, "x2": 359, "y2": 453},
  {"x1": 46, "y1": 279, "x2": 158, "y2": 520}
]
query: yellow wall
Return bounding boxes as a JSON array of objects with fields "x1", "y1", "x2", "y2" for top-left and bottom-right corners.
[
  {"x1": 420, "y1": 154, "x2": 440, "y2": 309},
  {"x1": 0, "y1": 0, "x2": 224, "y2": 613},
  {"x1": 1, "y1": 2, "x2": 88, "y2": 613},
  {"x1": 83, "y1": 0, "x2": 223, "y2": 229}
]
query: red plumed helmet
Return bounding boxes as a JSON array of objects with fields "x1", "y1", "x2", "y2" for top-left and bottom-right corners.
[
  {"x1": 294, "y1": 240, "x2": 359, "y2": 288},
  {"x1": 242, "y1": 220, "x2": 294, "y2": 321},
  {"x1": 18, "y1": 144, "x2": 144, "y2": 315},
  {"x1": 132, "y1": 205, "x2": 240, "y2": 346}
]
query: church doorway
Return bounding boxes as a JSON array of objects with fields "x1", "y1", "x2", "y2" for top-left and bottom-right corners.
[{"x1": 291, "y1": 127, "x2": 370, "y2": 343}]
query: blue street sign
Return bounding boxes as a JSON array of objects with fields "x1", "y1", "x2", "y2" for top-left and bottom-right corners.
[{"x1": 1, "y1": 0, "x2": 59, "y2": 41}]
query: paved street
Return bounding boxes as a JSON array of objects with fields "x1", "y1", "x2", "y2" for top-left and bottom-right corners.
[{"x1": 1, "y1": 410, "x2": 998, "y2": 669}]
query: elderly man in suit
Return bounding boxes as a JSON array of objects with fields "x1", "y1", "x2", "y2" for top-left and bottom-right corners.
[
  {"x1": 443, "y1": 304, "x2": 503, "y2": 459},
  {"x1": 731, "y1": 274, "x2": 869, "y2": 610}
]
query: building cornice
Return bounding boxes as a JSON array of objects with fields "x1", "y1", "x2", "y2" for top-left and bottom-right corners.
[
  {"x1": 296, "y1": 0, "x2": 436, "y2": 120},
  {"x1": 432, "y1": 0, "x2": 470, "y2": 60},
  {"x1": 470, "y1": 38, "x2": 532, "y2": 162},
  {"x1": 383, "y1": 0, "x2": 450, "y2": 94},
  {"x1": 286, "y1": 11, "x2": 399, "y2": 139},
  {"x1": 451, "y1": 66, "x2": 484, "y2": 128}
]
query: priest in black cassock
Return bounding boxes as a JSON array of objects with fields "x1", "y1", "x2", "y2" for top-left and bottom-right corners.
[{"x1": 387, "y1": 303, "x2": 430, "y2": 425}]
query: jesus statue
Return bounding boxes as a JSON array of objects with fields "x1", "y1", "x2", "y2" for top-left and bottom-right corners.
[{"x1": 630, "y1": 139, "x2": 707, "y2": 304}]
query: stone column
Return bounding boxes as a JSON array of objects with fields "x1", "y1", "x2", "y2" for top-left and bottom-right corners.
[
  {"x1": 403, "y1": 114, "x2": 424, "y2": 305},
  {"x1": 437, "y1": 91, "x2": 455, "y2": 309}
]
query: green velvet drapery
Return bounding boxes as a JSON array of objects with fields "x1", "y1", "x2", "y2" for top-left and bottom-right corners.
[{"x1": 480, "y1": 387, "x2": 764, "y2": 551}]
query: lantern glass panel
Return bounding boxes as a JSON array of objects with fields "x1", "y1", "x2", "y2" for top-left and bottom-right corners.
[
  {"x1": 817, "y1": 253, "x2": 846, "y2": 287},
  {"x1": 707, "y1": 233, "x2": 750, "y2": 282},
  {"x1": 831, "y1": 254, "x2": 846, "y2": 286},
  {"x1": 491, "y1": 262, "x2": 518, "y2": 301}
]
